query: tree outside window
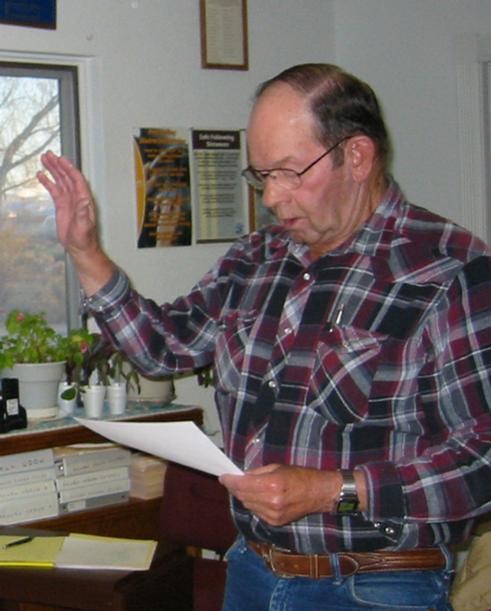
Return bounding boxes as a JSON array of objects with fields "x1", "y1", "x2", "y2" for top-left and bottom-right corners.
[{"x1": 0, "y1": 63, "x2": 80, "y2": 332}]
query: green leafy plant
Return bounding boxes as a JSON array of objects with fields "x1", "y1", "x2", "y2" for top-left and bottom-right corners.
[
  {"x1": 0, "y1": 310, "x2": 89, "y2": 368},
  {"x1": 62, "y1": 328, "x2": 97, "y2": 399},
  {"x1": 107, "y1": 350, "x2": 141, "y2": 394},
  {"x1": 0, "y1": 310, "x2": 97, "y2": 400},
  {"x1": 0, "y1": 310, "x2": 140, "y2": 401}
]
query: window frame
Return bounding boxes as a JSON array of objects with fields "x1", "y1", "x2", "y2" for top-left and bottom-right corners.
[{"x1": 0, "y1": 60, "x2": 82, "y2": 330}]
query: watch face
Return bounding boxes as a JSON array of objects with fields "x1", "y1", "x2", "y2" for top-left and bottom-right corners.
[{"x1": 336, "y1": 498, "x2": 359, "y2": 514}]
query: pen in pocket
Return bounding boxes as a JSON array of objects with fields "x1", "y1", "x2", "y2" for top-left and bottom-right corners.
[{"x1": 333, "y1": 305, "x2": 344, "y2": 326}]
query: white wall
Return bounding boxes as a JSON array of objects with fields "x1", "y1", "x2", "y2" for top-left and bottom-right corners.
[
  {"x1": 332, "y1": 0, "x2": 491, "y2": 236},
  {"x1": 1, "y1": 0, "x2": 490, "y2": 435},
  {"x1": 0, "y1": 0, "x2": 335, "y2": 433}
]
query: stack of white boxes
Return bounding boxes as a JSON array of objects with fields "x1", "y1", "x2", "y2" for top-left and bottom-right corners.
[
  {"x1": 0, "y1": 448, "x2": 59, "y2": 524},
  {"x1": 54, "y1": 444, "x2": 132, "y2": 514}
]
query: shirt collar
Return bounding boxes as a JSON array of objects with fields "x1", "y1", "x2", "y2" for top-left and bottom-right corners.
[
  {"x1": 333, "y1": 179, "x2": 407, "y2": 258},
  {"x1": 265, "y1": 179, "x2": 407, "y2": 263}
]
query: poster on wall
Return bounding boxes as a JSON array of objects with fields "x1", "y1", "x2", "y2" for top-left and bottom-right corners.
[
  {"x1": 192, "y1": 129, "x2": 248, "y2": 243},
  {"x1": 133, "y1": 127, "x2": 192, "y2": 248}
]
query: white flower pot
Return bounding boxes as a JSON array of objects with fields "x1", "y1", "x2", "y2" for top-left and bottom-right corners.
[
  {"x1": 57, "y1": 381, "x2": 77, "y2": 417},
  {"x1": 82, "y1": 385, "x2": 106, "y2": 419},
  {"x1": 107, "y1": 383, "x2": 127, "y2": 415},
  {"x1": 2, "y1": 361, "x2": 66, "y2": 420},
  {"x1": 127, "y1": 374, "x2": 175, "y2": 404}
]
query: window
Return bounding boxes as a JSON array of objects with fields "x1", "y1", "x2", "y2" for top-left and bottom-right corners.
[{"x1": 0, "y1": 61, "x2": 80, "y2": 333}]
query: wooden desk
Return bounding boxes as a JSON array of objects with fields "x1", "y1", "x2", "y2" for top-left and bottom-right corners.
[
  {"x1": 0, "y1": 403, "x2": 203, "y2": 539},
  {"x1": 0, "y1": 541, "x2": 193, "y2": 611}
]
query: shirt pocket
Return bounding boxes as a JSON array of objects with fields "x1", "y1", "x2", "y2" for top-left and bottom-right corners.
[
  {"x1": 325, "y1": 325, "x2": 385, "y2": 354},
  {"x1": 214, "y1": 309, "x2": 258, "y2": 393},
  {"x1": 307, "y1": 325, "x2": 387, "y2": 422}
]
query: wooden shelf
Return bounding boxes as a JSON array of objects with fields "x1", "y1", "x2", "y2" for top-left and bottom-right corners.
[
  {"x1": 0, "y1": 404, "x2": 203, "y2": 456},
  {"x1": 35, "y1": 496, "x2": 163, "y2": 539},
  {"x1": 0, "y1": 403, "x2": 203, "y2": 540}
]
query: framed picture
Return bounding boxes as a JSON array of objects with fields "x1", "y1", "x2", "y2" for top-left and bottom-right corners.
[
  {"x1": 200, "y1": 0, "x2": 249, "y2": 70},
  {"x1": 0, "y1": 0, "x2": 56, "y2": 29}
]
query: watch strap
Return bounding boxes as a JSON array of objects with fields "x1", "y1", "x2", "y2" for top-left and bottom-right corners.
[{"x1": 336, "y1": 470, "x2": 360, "y2": 514}]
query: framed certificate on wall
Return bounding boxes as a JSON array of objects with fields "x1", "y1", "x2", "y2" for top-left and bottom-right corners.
[{"x1": 200, "y1": 0, "x2": 249, "y2": 70}]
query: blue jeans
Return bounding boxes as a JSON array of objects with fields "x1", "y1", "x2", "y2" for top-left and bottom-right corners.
[{"x1": 222, "y1": 538, "x2": 454, "y2": 611}]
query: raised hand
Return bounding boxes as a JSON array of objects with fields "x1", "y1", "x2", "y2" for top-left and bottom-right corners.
[
  {"x1": 37, "y1": 151, "x2": 98, "y2": 253},
  {"x1": 37, "y1": 151, "x2": 114, "y2": 295}
]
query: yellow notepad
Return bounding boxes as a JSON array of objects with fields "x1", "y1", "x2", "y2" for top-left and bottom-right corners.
[
  {"x1": 0, "y1": 534, "x2": 157, "y2": 571},
  {"x1": 0, "y1": 535, "x2": 64, "y2": 567}
]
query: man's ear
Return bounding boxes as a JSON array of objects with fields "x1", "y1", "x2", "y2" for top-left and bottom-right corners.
[{"x1": 345, "y1": 135, "x2": 377, "y2": 182}]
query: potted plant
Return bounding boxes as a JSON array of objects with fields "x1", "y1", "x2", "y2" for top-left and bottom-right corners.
[
  {"x1": 57, "y1": 327, "x2": 96, "y2": 415},
  {"x1": 74, "y1": 334, "x2": 141, "y2": 417},
  {"x1": 68, "y1": 333, "x2": 110, "y2": 418},
  {"x1": 0, "y1": 310, "x2": 92, "y2": 418}
]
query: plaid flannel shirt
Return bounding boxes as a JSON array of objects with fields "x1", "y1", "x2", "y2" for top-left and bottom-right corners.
[{"x1": 88, "y1": 181, "x2": 491, "y2": 553}]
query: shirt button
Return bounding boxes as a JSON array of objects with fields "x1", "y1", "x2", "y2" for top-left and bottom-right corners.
[
  {"x1": 268, "y1": 380, "x2": 277, "y2": 389},
  {"x1": 303, "y1": 272, "x2": 311, "y2": 281}
]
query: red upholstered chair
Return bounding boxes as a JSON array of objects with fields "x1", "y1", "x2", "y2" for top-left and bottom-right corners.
[{"x1": 159, "y1": 462, "x2": 237, "y2": 611}]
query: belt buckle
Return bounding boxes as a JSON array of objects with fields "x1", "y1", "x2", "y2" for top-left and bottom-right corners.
[{"x1": 265, "y1": 545, "x2": 295, "y2": 579}]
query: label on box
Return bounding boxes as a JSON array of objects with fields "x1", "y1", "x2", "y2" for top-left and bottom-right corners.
[{"x1": 6, "y1": 398, "x2": 19, "y2": 416}]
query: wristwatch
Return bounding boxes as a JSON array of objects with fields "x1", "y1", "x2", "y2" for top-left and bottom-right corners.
[{"x1": 336, "y1": 470, "x2": 360, "y2": 514}]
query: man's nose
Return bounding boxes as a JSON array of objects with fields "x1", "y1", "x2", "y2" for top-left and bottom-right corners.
[{"x1": 261, "y1": 176, "x2": 289, "y2": 209}]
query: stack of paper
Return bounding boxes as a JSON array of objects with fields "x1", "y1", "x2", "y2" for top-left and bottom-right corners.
[
  {"x1": 129, "y1": 453, "x2": 168, "y2": 500},
  {"x1": 56, "y1": 533, "x2": 157, "y2": 570},
  {"x1": 0, "y1": 533, "x2": 157, "y2": 571}
]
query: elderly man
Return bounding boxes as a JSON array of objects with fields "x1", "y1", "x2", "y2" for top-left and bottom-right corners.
[{"x1": 38, "y1": 64, "x2": 491, "y2": 610}]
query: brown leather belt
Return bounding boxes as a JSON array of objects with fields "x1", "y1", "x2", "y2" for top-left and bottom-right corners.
[{"x1": 248, "y1": 541, "x2": 446, "y2": 579}]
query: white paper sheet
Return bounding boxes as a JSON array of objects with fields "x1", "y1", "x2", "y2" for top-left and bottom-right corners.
[{"x1": 75, "y1": 417, "x2": 243, "y2": 477}]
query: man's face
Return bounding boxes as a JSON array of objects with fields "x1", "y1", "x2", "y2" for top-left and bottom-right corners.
[{"x1": 247, "y1": 83, "x2": 366, "y2": 257}]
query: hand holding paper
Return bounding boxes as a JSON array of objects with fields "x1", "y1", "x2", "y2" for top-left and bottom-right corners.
[{"x1": 75, "y1": 418, "x2": 243, "y2": 477}]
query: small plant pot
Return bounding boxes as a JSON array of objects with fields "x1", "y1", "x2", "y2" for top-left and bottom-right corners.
[
  {"x1": 127, "y1": 373, "x2": 175, "y2": 404},
  {"x1": 57, "y1": 381, "x2": 77, "y2": 417},
  {"x1": 82, "y1": 385, "x2": 106, "y2": 419},
  {"x1": 107, "y1": 383, "x2": 127, "y2": 416}
]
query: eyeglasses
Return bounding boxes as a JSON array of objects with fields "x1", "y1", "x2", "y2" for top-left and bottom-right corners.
[{"x1": 241, "y1": 137, "x2": 349, "y2": 192}]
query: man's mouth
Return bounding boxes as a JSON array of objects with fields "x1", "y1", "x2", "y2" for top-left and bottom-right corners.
[{"x1": 281, "y1": 217, "x2": 301, "y2": 230}]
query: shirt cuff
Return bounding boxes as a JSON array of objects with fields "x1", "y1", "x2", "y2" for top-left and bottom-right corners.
[
  {"x1": 81, "y1": 267, "x2": 130, "y2": 314},
  {"x1": 358, "y1": 462, "x2": 406, "y2": 521}
]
